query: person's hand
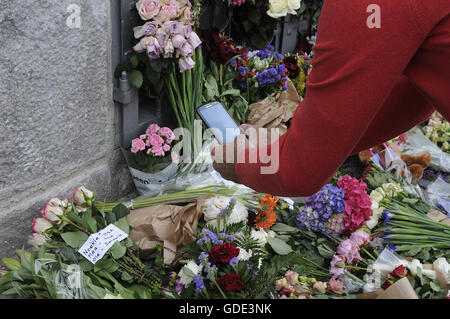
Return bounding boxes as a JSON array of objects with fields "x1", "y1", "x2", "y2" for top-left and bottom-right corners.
[{"x1": 210, "y1": 124, "x2": 281, "y2": 183}]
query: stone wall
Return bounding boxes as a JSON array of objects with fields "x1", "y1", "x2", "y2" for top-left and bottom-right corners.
[{"x1": 0, "y1": 0, "x2": 135, "y2": 257}]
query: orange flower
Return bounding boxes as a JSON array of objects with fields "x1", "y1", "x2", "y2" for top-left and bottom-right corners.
[{"x1": 254, "y1": 195, "x2": 278, "y2": 229}]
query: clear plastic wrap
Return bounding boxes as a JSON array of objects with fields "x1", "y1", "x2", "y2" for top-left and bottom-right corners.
[
  {"x1": 423, "y1": 177, "x2": 450, "y2": 207},
  {"x1": 401, "y1": 128, "x2": 450, "y2": 173},
  {"x1": 371, "y1": 248, "x2": 408, "y2": 279}
]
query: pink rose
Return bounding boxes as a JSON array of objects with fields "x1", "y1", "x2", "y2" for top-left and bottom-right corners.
[
  {"x1": 350, "y1": 231, "x2": 371, "y2": 247},
  {"x1": 133, "y1": 36, "x2": 155, "y2": 53},
  {"x1": 163, "y1": 21, "x2": 182, "y2": 35},
  {"x1": 131, "y1": 138, "x2": 146, "y2": 153},
  {"x1": 178, "y1": 42, "x2": 193, "y2": 57},
  {"x1": 32, "y1": 217, "x2": 53, "y2": 234},
  {"x1": 187, "y1": 32, "x2": 202, "y2": 49},
  {"x1": 136, "y1": 0, "x2": 160, "y2": 21},
  {"x1": 146, "y1": 124, "x2": 161, "y2": 135},
  {"x1": 133, "y1": 21, "x2": 158, "y2": 39},
  {"x1": 146, "y1": 37, "x2": 162, "y2": 59},
  {"x1": 281, "y1": 285, "x2": 295, "y2": 295},
  {"x1": 330, "y1": 254, "x2": 346, "y2": 277},
  {"x1": 158, "y1": 5, "x2": 178, "y2": 22},
  {"x1": 172, "y1": 34, "x2": 186, "y2": 48},
  {"x1": 163, "y1": 39, "x2": 174, "y2": 58},
  {"x1": 178, "y1": 56, "x2": 195, "y2": 72},
  {"x1": 27, "y1": 233, "x2": 47, "y2": 251},
  {"x1": 313, "y1": 281, "x2": 327, "y2": 294},
  {"x1": 41, "y1": 198, "x2": 64, "y2": 224},
  {"x1": 178, "y1": 6, "x2": 193, "y2": 25},
  {"x1": 156, "y1": 28, "x2": 169, "y2": 47},
  {"x1": 275, "y1": 278, "x2": 289, "y2": 291},
  {"x1": 182, "y1": 25, "x2": 192, "y2": 38},
  {"x1": 73, "y1": 186, "x2": 95, "y2": 207},
  {"x1": 284, "y1": 270, "x2": 298, "y2": 285},
  {"x1": 328, "y1": 277, "x2": 345, "y2": 295},
  {"x1": 337, "y1": 239, "x2": 361, "y2": 263}
]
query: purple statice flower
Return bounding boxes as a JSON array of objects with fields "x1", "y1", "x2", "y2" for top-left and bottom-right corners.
[
  {"x1": 238, "y1": 66, "x2": 248, "y2": 76},
  {"x1": 198, "y1": 229, "x2": 223, "y2": 245},
  {"x1": 193, "y1": 274, "x2": 205, "y2": 293},
  {"x1": 231, "y1": 59, "x2": 237, "y2": 67},
  {"x1": 229, "y1": 257, "x2": 239, "y2": 266},
  {"x1": 246, "y1": 263, "x2": 252, "y2": 271},
  {"x1": 218, "y1": 233, "x2": 235, "y2": 241},
  {"x1": 240, "y1": 82, "x2": 247, "y2": 89},
  {"x1": 199, "y1": 252, "x2": 210, "y2": 268},
  {"x1": 205, "y1": 265, "x2": 217, "y2": 280}
]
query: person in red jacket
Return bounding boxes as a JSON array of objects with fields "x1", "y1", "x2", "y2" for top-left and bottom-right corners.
[{"x1": 211, "y1": 0, "x2": 450, "y2": 197}]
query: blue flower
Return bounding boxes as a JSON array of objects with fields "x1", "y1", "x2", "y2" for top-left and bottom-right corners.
[
  {"x1": 388, "y1": 243, "x2": 397, "y2": 251},
  {"x1": 230, "y1": 59, "x2": 237, "y2": 67},
  {"x1": 193, "y1": 274, "x2": 205, "y2": 293},
  {"x1": 229, "y1": 257, "x2": 239, "y2": 266},
  {"x1": 382, "y1": 211, "x2": 392, "y2": 226}
]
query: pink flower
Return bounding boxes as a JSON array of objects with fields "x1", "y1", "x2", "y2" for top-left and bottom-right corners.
[
  {"x1": 350, "y1": 231, "x2": 371, "y2": 247},
  {"x1": 337, "y1": 239, "x2": 361, "y2": 263},
  {"x1": 172, "y1": 34, "x2": 186, "y2": 49},
  {"x1": 136, "y1": 0, "x2": 160, "y2": 21},
  {"x1": 27, "y1": 233, "x2": 47, "y2": 251},
  {"x1": 41, "y1": 198, "x2": 64, "y2": 223},
  {"x1": 148, "y1": 134, "x2": 164, "y2": 147},
  {"x1": 73, "y1": 186, "x2": 94, "y2": 207},
  {"x1": 146, "y1": 37, "x2": 162, "y2": 59},
  {"x1": 156, "y1": 28, "x2": 169, "y2": 47},
  {"x1": 133, "y1": 21, "x2": 158, "y2": 39},
  {"x1": 275, "y1": 278, "x2": 289, "y2": 291},
  {"x1": 330, "y1": 254, "x2": 346, "y2": 277},
  {"x1": 158, "y1": 4, "x2": 178, "y2": 22},
  {"x1": 281, "y1": 285, "x2": 295, "y2": 295},
  {"x1": 163, "y1": 21, "x2": 182, "y2": 35},
  {"x1": 284, "y1": 270, "x2": 298, "y2": 285},
  {"x1": 131, "y1": 138, "x2": 146, "y2": 153},
  {"x1": 32, "y1": 217, "x2": 53, "y2": 234},
  {"x1": 159, "y1": 127, "x2": 175, "y2": 140},
  {"x1": 182, "y1": 25, "x2": 192, "y2": 38},
  {"x1": 133, "y1": 36, "x2": 155, "y2": 53},
  {"x1": 163, "y1": 144, "x2": 171, "y2": 152},
  {"x1": 178, "y1": 6, "x2": 193, "y2": 25},
  {"x1": 146, "y1": 124, "x2": 161, "y2": 135},
  {"x1": 328, "y1": 277, "x2": 345, "y2": 295},
  {"x1": 178, "y1": 42, "x2": 194, "y2": 57},
  {"x1": 187, "y1": 32, "x2": 202, "y2": 50},
  {"x1": 178, "y1": 56, "x2": 195, "y2": 72},
  {"x1": 151, "y1": 145, "x2": 165, "y2": 157},
  {"x1": 163, "y1": 39, "x2": 174, "y2": 58},
  {"x1": 313, "y1": 281, "x2": 327, "y2": 294}
]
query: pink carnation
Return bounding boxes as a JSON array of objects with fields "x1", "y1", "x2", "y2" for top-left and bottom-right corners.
[
  {"x1": 146, "y1": 124, "x2": 160, "y2": 135},
  {"x1": 148, "y1": 134, "x2": 164, "y2": 147},
  {"x1": 337, "y1": 175, "x2": 373, "y2": 234}
]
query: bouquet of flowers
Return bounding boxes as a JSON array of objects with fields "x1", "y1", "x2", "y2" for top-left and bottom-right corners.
[
  {"x1": 422, "y1": 112, "x2": 450, "y2": 154},
  {"x1": 122, "y1": 123, "x2": 178, "y2": 195},
  {"x1": 282, "y1": 52, "x2": 312, "y2": 97},
  {"x1": 230, "y1": 45, "x2": 288, "y2": 104}
]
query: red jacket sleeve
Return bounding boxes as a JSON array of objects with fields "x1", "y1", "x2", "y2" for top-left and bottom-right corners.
[{"x1": 235, "y1": 0, "x2": 436, "y2": 197}]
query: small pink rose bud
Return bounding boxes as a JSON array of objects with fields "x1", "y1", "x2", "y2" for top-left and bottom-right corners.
[
  {"x1": 32, "y1": 217, "x2": 53, "y2": 234},
  {"x1": 285, "y1": 270, "x2": 299, "y2": 285},
  {"x1": 313, "y1": 281, "x2": 327, "y2": 294},
  {"x1": 73, "y1": 186, "x2": 94, "y2": 207}
]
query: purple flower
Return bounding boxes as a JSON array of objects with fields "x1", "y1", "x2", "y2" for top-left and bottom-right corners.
[
  {"x1": 388, "y1": 243, "x2": 397, "y2": 251},
  {"x1": 229, "y1": 257, "x2": 239, "y2": 266},
  {"x1": 382, "y1": 211, "x2": 392, "y2": 225},
  {"x1": 193, "y1": 274, "x2": 205, "y2": 293}
]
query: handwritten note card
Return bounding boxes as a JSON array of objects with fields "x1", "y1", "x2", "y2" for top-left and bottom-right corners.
[{"x1": 78, "y1": 224, "x2": 128, "y2": 264}]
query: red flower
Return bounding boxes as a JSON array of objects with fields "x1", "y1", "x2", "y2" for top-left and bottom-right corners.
[
  {"x1": 390, "y1": 265, "x2": 409, "y2": 279},
  {"x1": 381, "y1": 279, "x2": 394, "y2": 290},
  {"x1": 248, "y1": 72, "x2": 255, "y2": 77},
  {"x1": 217, "y1": 273, "x2": 245, "y2": 292},
  {"x1": 209, "y1": 243, "x2": 240, "y2": 264}
]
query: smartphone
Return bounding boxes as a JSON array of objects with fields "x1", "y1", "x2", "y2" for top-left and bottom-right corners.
[{"x1": 196, "y1": 101, "x2": 241, "y2": 144}]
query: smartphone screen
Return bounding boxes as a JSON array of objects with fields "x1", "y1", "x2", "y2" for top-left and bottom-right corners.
[{"x1": 197, "y1": 102, "x2": 241, "y2": 144}]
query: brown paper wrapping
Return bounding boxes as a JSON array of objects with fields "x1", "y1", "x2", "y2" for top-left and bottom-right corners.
[
  {"x1": 247, "y1": 78, "x2": 302, "y2": 135},
  {"x1": 376, "y1": 277, "x2": 419, "y2": 299},
  {"x1": 126, "y1": 197, "x2": 210, "y2": 264}
]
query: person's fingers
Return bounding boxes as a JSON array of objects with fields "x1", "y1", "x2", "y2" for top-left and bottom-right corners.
[{"x1": 240, "y1": 123, "x2": 256, "y2": 134}]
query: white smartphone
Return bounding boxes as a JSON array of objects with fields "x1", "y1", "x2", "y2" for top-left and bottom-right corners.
[{"x1": 196, "y1": 101, "x2": 242, "y2": 144}]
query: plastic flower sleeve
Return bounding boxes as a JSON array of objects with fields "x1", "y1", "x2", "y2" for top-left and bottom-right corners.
[
  {"x1": 371, "y1": 248, "x2": 408, "y2": 279},
  {"x1": 402, "y1": 128, "x2": 450, "y2": 173},
  {"x1": 422, "y1": 177, "x2": 450, "y2": 206}
]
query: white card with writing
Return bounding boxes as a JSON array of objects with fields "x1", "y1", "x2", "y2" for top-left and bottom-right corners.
[{"x1": 78, "y1": 224, "x2": 128, "y2": 264}]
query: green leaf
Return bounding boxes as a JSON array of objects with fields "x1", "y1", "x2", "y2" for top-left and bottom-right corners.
[
  {"x1": 129, "y1": 70, "x2": 143, "y2": 89},
  {"x1": 110, "y1": 242, "x2": 126, "y2": 259},
  {"x1": 105, "y1": 212, "x2": 116, "y2": 225},
  {"x1": 82, "y1": 209, "x2": 98, "y2": 233},
  {"x1": 79, "y1": 259, "x2": 94, "y2": 272},
  {"x1": 112, "y1": 204, "x2": 130, "y2": 221},
  {"x1": 114, "y1": 217, "x2": 130, "y2": 234},
  {"x1": 94, "y1": 257, "x2": 119, "y2": 273},
  {"x1": 267, "y1": 237, "x2": 293, "y2": 255},
  {"x1": 220, "y1": 89, "x2": 241, "y2": 97},
  {"x1": 129, "y1": 284, "x2": 152, "y2": 299},
  {"x1": 130, "y1": 55, "x2": 139, "y2": 68},
  {"x1": 59, "y1": 245, "x2": 79, "y2": 264},
  {"x1": 317, "y1": 244, "x2": 335, "y2": 259},
  {"x1": 61, "y1": 231, "x2": 89, "y2": 249},
  {"x1": 2, "y1": 258, "x2": 21, "y2": 271},
  {"x1": 121, "y1": 271, "x2": 134, "y2": 282}
]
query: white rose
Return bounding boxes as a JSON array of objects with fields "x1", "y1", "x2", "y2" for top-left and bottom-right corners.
[
  {"x1": 365, "y1": 215, "x2": 379, "y2": 229},
  {"x1": 237, "y1": 248, "x2": 252, "y2": 261},
  {"x1": 287, "y1": 0, "x2": 301, "y2": 14},
  {"x1": 370, "y1": 188, "x2": 385, "y2": 203},
  {"x1": 179, "y1": 260, "x2": 203, "y2": 287},
  {"x1": 267, "y1": 0, "x2": 289, "y2": 19}
]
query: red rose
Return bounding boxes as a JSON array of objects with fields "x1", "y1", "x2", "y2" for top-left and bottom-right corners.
[
  {"x1": 381, "y1": 279, "x2": 394, "y2": 290},
  {"x1": 217, "y1": 273, "x2": 245, "y2": 292},
  {"x1": 209, "y1": 243, "x2": 240, "y2": 264},
  {"x1": 390, "y1": 265, "x2": 409, "y2": 279}
]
